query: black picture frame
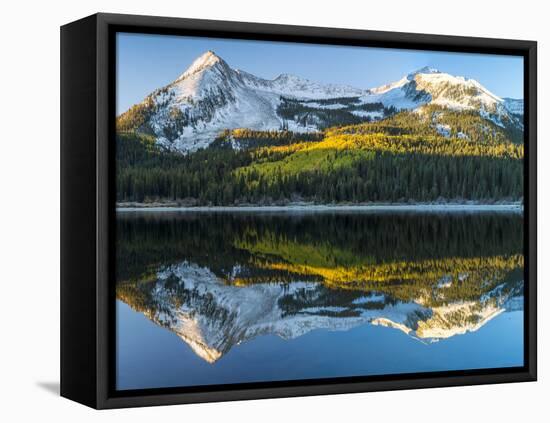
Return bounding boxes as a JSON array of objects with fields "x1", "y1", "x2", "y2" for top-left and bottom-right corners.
[{"x1": 61, "y1": 12, "x2": 537, "y2": 409}]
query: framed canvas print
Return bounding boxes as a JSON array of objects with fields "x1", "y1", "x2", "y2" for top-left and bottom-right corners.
[{"x1": 60, "y1": 13, "x2": 537, "y2": 409}]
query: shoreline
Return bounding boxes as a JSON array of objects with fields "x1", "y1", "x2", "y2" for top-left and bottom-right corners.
[{"x1": 116, "y1": 203, "x2": 523, "y2": 213}]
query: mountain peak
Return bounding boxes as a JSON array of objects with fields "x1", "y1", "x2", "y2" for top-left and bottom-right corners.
[
  {"x1": 178, "y1": 50, "x2": 226, "y2": 79},
  {"x1": 407, "y1": 66, "x2": 441, "y2": 80},
  {"x1": 275, "y1": 73, "x2": 305, "y2": 82}
]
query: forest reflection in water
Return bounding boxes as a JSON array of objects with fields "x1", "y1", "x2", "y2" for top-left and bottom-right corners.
[{"x1": 116, "y1": 211, "x2": 524, "y2": 367}]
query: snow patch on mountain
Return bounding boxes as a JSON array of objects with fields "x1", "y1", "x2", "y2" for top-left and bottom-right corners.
[
  {"x1": 351, "y1": 110, "x2": 384, "y2": 119},
  {"x1": 435, "y1": 123, "x2": 452, "y2": 138},
  {"x1": 301, "y1": 102, "x2": 348, "y2": 110},
  {"x1": 503, "y1": 97, "x2": 524, "y2": 116}
]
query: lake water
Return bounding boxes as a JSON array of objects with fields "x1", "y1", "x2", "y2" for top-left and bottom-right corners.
[{"x1": 115, "y1": 211, "x2": 524, "y2": 391}]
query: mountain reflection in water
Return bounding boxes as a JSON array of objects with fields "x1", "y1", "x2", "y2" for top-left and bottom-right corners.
[{"x1": 116, "y1": 211, "x2": 524, "y2": 364}]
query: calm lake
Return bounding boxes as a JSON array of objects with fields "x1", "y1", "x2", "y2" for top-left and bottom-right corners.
[{"x1": 115, "y1": 210, "x2": 524, "y2": 391}]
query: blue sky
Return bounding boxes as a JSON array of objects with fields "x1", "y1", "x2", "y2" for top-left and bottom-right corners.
[{"x1": 117, "y1": 32, "x2": 524, "y2": 114}]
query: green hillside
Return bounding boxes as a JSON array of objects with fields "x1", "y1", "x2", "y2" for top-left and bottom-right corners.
[{"x1": 116, "y1": 107, "x2": 524, "y2": 205}]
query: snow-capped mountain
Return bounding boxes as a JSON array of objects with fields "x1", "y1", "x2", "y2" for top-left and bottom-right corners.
[
  {"x1": 117, "y1": 51, "x2": 523, "y2": 152},
  {"x1": 367, "y1": 66, "x2": 523, "y2": 128},
  {"x1": 237, "y1": 69, "x2": 367, "y2": 98},
  {"x1": 118, "y1": 51, "x2": 371, "y2": 152},
  {"x1": 119, "y1": 260, "x2": 523, "y2": 363},
  {"x1": 366, "y1": 66, "x2": 438, "y2": 108}
]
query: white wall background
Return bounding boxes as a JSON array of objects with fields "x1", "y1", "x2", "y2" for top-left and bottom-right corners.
[{"x1": 1, "y1": 0, "x2": 546, "y2": 420}]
